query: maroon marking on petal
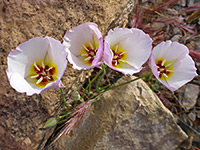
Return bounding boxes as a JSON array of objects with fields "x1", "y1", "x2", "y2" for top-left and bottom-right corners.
[
  {"x1": 45, "y1": 65, "x2": 49, "y2": 70},
  {"x1": 48, "y1": 68, "x2": 55, "y2": 75},
  {"x1": 42, "y1": 77, "x2": 48, "y2": 83},
  {"x1": 49, "y1": 76, "x2": 54, "y2": 81}
]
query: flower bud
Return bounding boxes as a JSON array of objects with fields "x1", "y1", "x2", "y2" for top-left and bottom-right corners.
[
  {"x1": 43, "y1": 117, "x2": 57, "y2": 128},
  {"x1": 69, "y1": 91, "x2": 81, "y2": 101}
]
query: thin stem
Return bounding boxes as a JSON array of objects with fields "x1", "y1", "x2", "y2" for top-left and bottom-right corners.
[
  {"x1": 82, "y1": 64, "x2": 107, "y2": 98},
  {"x1": 96, "y1": 66, "x2": 106, "y2": 90},
  {"x1": 60, "y1": 88, "x2": 69, "y2": 108},
  {"x1": 90, "y1": 72, "x2": 153, "y2": 100},
  {"x1": 88, "y1": 77, "x2": 91, "y2": 93}
]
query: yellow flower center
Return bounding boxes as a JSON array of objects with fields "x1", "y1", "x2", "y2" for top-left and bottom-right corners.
[
  {"x1": 110, "y1": 44, "x2": 127, "y2": 68},
  {"x1": 80, "y1": 37, "x2": 99, "y2": 65},
  {"x1": 26, "y1": 54, "x2": 58, "y2": 87},
  {"x1": 155, "y1": 58, "x2": 176, "y2": 82}
]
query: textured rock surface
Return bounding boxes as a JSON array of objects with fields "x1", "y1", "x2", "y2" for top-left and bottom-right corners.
[
  {"x1": 0, "y1": 0, "x2": 133, "y2": 149},
  {"x1": 181, "y1": 84, "x2": 199, "y2": 110},
  {"x1": 49, "y1": 76, "x2": 188, "y2": 150}
]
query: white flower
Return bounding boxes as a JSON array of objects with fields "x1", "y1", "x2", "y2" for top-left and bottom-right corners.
[
  {"x1": 103, "y1": 28, "x2": 153, "y2": 75},
  {"x1": 6, "y1": 36, "x2": 68, "y2": 96},
  {"x1": 63, "y1": 22, "x2": 103, "y2": 70},
  {"x1": 149, "y1": 41, "x2": 198, "y2": 91}
]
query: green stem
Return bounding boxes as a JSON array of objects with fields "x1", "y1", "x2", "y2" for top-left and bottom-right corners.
[
  {"x1": 60, "y1": 88, "x2": 69, "y2": 108},
  {"x1": 82, "y1": 64, "x2": 107, "y2": 98},
  {"x1": 96, "y1": 66, "x2": 106, "y2": 90},
  {"x1": 90, "y1": 72, "x2": 153, "y2": 100}
]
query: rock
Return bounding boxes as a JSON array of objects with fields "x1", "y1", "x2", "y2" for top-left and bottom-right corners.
[
  {"x1": 0, "y1": 0, "x2": 133, "y2": 149},
  {"x1": 196, "y1": 110, "x2": 200, "y2": 119},
  {"x1": 188, "y1": 110, "x2": 196, "y2": 122},
  {"x1": 181, "y1": 84, "x2": 199, "y2": 110},
  {"x1": 49, "y1": 76, "x2": 188, "y2": 150}
]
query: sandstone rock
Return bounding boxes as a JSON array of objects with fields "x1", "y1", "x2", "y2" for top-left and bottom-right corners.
[
  {"x1": 49, "y1": 76, "x2": 188, "y2": 150},
  {"x1": 0, "y1": 0, "x2": 133, "y2": 149}
]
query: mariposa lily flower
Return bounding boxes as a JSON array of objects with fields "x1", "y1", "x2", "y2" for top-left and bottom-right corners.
[
  {"x1": 63, "y1": 22, "x2": 103, "y2": 70},
  {"x1": 149, "y1": 41, "x2": 198, "y2": 91},
  {"x1": 103, "y1": 28, "x2": 153, "y2": 75},
  {"x1": 6, "y1": 36, "x2": 68, "y2": 96}
]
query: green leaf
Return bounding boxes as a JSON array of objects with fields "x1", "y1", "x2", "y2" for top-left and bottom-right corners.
[{"x1": 43, "y1": 117, "x2": 58, "y2": 128}]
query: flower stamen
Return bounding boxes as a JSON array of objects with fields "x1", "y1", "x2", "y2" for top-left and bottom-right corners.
[
  {"x1": 31, "y1": 74, "x2": 39, "y2": 78},
  {"x1": 84, "y1": 56, "x2": 92, "y2": 61},
  {"x1": 110, "y1": 45, "x2": 127, "y2": 67},
  {"x1": 42, "y1": 61, "x2": 45, "y2": 69},
  {"x1": 81, "y1": 54, "x2": 88, "y2": 57},
  {"x1": 161, "y1": 59, "x2": 166, "y2": 66},
  {"x1": 155, "y1": 58, "x2": 175, "y2": 81},
  {"x1": 46, "y1": 76, "x2": 51, "y2": 80},
  {"x1": 89, "y1": 42, "x2": 94, "y2": 50},
  {"x1": 120, "y1": 51, "x2": 126, "y2": 56},
  {"x1": 46, "y1": 66, "x2": 53, "y2": 72},
  {"x1": 34, "y1": 62, "x2": 40, "y2": 71},
  {"x1": 80, "y1": 38, "x2": 99, "y2": 65},
  {"x1": 82, "y1": 45, "x2": 90, "y2": 52},
  {"x1": 36, "y1": 76, "x2": 43, "y2": 84},
  {"x1": 27, "y1": 56, "x2": 58, "y2": 87},
  {"x1": 114, "y1": 45, "x2": 118, "y2": 52}
]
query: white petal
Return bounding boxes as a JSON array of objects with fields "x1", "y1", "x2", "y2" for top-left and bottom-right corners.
[
  {"x1": 67, "y1": 50, "x2": 91, "y2": 70},
  {"x1": 104, "y1": 41, "x2": 142, "y2": 75},
  {"x1": 7, "y1": 37, "x2": 49, "y2": 77},
  {"x1": 104, "y1": 28, "x2": 152, "y2": 73},
  {"x1": 103, "y1": 41, "x2": 114, "y2": 67},
  {"x1": 120, "y1": 28, "x2": 152, "y2": 69},
  {"x1": 105, "y1": 28, "x2": 133, "y2": 46},
  {"x1": 149, "y1": 54, "x2": 160, "y2": 78},
  {"x1": 7, "y1": 72, "x2": 43, "y2": 96},
  {"x1": 46, "y1": 36, "x2": 68, "y2": 79},
  {"x1": 166, "y1": 55, "x2": 197, "y2": 91},
  {"x1": 6, "y1": 37, "x2": 67, "y2": 95},
  {"x1": 153, "y1": 41, "x2": 189, "y2": 60},
  {"x1": 114, "y1": 63, "x2": 142, "y2": 75},
  {"x1": 63, "y1": 22, "x2": 102, "y2": 56},
  {"x1": 91, "y1": 37, "x2": 103, "y2": 66}
]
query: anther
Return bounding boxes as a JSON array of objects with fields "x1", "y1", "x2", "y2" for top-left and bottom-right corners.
[
  {"x1": 120, "y1": 51, "x2": 126, "y2": 56},
  {"x1": 42, "y1": 61, "x2": 45, "y2": 69},
  {"x1": 89, "y1": 42, "x2": 94, "y2": 50},
  {"x1": 81, "y1": 54, "x2": 88, "y2": 57},
  {"x1": 82, "y1": 45, "x2": 90, "y2": 52},
  {"x1": 114, "y1": 45, "x2": 118, "y2": 52},
  {"x1": 34, "y1": 62, "x2": 40, "y2": 71},
  {"x1": 166, "y1": 69, "x2": 173, "y2": 72},
  {"x1": 115, "y1": 61, "x2": 118, "y2": 66},
  {"x1": 163, "y1": 73, "x2": 168, "y2": 78},
  {"x1": 161, "y1": 59, "x2": 166, "y2": 66},
  {"x1": 84, "y1": 56, "x2": 91, "y2": 61},
  {"x1": 31, "y1": 74, "x2": 39, "y2": 78},
  {"x1": 165, "y1": 61, "x2": 174, "y2": 67},
  {"x1": 46, "y1": 76, "x2": 51, "y2": 80},
  {"x1": 119, "y1": 59, "x2": 126, "y2": 62},
  {"x1": 36, "y1": 76, "x2": 43, "y2": 84},
  {"x1": 46, "y1": 67, "x2": 53, "y2": 71}
]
